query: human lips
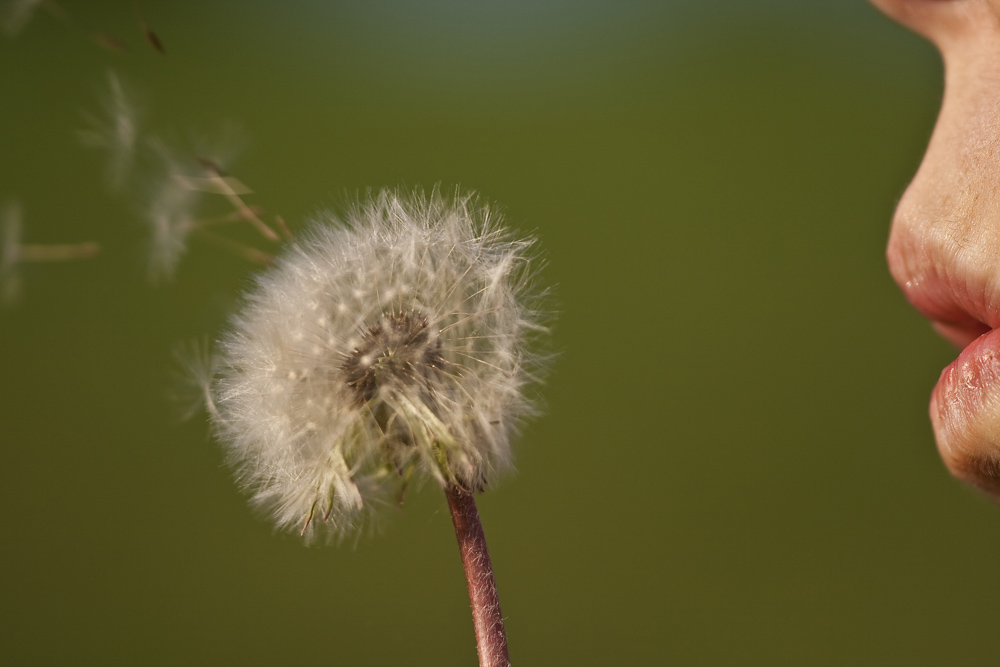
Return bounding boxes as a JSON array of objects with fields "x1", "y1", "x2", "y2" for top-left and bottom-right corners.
[{"x1": 930, "y1": 327, "x2": 1000, "y2": 495}]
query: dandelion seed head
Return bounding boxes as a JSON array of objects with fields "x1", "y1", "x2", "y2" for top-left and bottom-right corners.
[{"x1": 210, "y1": 188, "x2": 551, "y2": 542}]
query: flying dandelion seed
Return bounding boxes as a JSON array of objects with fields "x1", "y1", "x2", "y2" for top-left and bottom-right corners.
[
  {"x1": 79, "y1": 71, "x2": 140, "y2": 191},
  {"x1": 133, "y1": 0, "x2": 164, "y2": 54},
  {"x1": 1, "y1": 200, "x2": 100, "y2": 307},
  {"x1": 143, "y1": 153, "x2": 201, "y2": 283},
  {"x1": 206, "y1": 187, "x2": 551, "y2": 542}
]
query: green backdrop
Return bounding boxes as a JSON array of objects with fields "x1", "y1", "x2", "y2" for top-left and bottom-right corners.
[{"x1": 2, "y1": 1, "x2": 996, "y2": 665}]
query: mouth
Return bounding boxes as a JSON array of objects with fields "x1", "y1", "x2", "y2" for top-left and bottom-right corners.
[{"x1": 889, "y1": 238, "x2": 1000, "y2": 497}]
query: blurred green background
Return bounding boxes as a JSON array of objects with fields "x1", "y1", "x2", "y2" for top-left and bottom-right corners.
[{"x1": 2, "y1": 1, "x2": 997, "y2": 665}]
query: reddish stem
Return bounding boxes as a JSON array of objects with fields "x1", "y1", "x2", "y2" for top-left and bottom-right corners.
[{"x1": 445, "y1": 485, "x2": 511, "y2": 667}]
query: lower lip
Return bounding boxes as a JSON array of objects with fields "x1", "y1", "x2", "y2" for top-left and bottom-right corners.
[{"x1": 930, "y1": 327, "x2": 1000, "y2": 464}]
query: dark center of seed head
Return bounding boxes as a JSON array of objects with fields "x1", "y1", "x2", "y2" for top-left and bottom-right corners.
[{"x1": 342, "y1": 310, "x2": 443, "y2": 404}]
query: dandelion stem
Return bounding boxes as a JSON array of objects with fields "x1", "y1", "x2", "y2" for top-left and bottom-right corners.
[{"x1": 445, "y1": 484, "x2": 510, "y2": 667}]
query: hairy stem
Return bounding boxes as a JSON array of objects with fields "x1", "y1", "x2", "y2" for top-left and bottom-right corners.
[{"x1": 445, "y1": 485, "x2": 511, "y2": 667}]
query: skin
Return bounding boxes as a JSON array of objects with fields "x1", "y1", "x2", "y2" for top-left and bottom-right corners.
[{"x1": 870, "y1": 0, "x2": 1000, "y2": 497}]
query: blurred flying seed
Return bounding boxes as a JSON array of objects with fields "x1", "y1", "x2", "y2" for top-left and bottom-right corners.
[
  {"x1": 142, "y1": 25, "x2": 163, "y2": 53},
  {"x1": 133, "y1": 0, "x2": 163, "y2": 53},
  {"x1": 79, "y1": 71, "x2": 140, "y2": 191},
  {"x1": 1, "y1": 200, "x2": 101, "y2": 307}
]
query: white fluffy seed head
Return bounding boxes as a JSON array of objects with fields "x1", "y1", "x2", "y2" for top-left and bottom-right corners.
[{"x1": 209, "y1": 187, "x2": 551, "y2": 542}]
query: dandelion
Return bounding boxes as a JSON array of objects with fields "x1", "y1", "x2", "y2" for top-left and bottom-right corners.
[
  {"x1": 1, "y1": 200, "x2": 100, "y2": 307},
  {"x1": 207, "y1": 187, "x2": 550, "y2": 666}
]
